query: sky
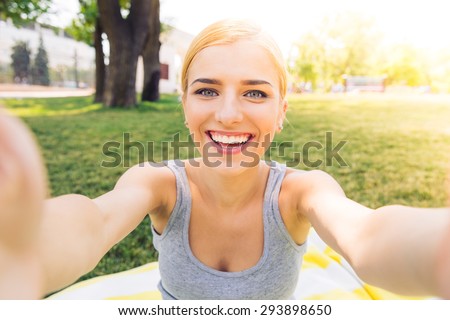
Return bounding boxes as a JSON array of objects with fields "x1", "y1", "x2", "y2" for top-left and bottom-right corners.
[{"x1": 49, "y1": 0, "x2": 450, "y2": 55}]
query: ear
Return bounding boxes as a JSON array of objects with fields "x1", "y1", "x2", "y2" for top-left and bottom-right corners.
[
  {"x1": 181, "y1": 94, "x2": 188, "y2": 126},
  {"x1": 276, "y1": 99, "x2": 288, "y2": 132},
  {"x1": 181, "y1": 93, "x2": 187, "y2": 111},
  {"x1": 281, "y1": 99, "x2": 288, "y2": 116}
]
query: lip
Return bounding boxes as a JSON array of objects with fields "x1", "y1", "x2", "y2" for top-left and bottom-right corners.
[
  {"x1": 205, "y1": 130, "x2": 255, "y2": 155},
  {"x1": 207, "y1": 130, "x2": 254, "y2": 137}
]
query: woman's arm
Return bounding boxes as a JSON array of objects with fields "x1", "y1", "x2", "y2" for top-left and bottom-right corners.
[
  {"x1": 0, "y1": 111, "x2": 167, "y2": 297},
  {"x1": 295, "y1": 169, "x2": 450, "y2": 298},
  {"x1": 39, "y1": 183, "x2": 154, "y2": 294},
  {"x1": 355, "y1": 205, "x2": 450, "y2": 297},
  {"x1": 38, "y1": 162, "x2": 171, "y2": 295},
  {"x1": 0, "y1": 110, "x2": 47, "y2": 299}
]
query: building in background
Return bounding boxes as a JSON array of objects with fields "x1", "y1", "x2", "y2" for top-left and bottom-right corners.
[
  {"x1": 342, "y1": 75, "x2": 387, "y2": 93},
  {"x1": 0, "y1": 19, "x2": 95, "y2": 87},
  {"x1": 136, "y1": 27, "x2": 193, "y2": 94},
  {"x1": 0, "y1": 19, "x2": 193, "y2": 93}
]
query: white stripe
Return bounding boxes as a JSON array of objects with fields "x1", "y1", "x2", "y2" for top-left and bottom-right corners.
[
  {"x1": 49, "y1": 269, "x2": 161, "y2": 300},
  {"x1": 294, "y1": 263, "x2": 364, "y2": 299}
]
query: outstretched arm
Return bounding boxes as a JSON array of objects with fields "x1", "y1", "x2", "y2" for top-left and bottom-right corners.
[
  {"x1": 39, "y1": 184, "x2": 152, "y2": 294},
  {"x1": 296, "y1": 170, "x2": 450, "y2": 298},
  {"x1": 0, "y1": 109, "x2": 47, "y2": 299},
  {"x1": 0, "y1": 111, "x2": 166, "y2": 298},
  {"x1": 39, "y1": 157, "x2": 171, "y2": 296},
  {"x1": 356, "y1": 205, "x2": 450, "y2": 297}
]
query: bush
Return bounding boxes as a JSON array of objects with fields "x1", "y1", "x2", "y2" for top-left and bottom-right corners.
[
  {"x1": 31, "y1": 37, "x2": 50, "y2": 86},
  {"x1": 10, "y1": 40, "x2": 31, "y2": 83}
]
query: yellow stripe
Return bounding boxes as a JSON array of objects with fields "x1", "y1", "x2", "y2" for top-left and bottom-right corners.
[
  {"x1": 323, "y1": 246, "x2": 342, "y2": 264},
  {"x1": 49, "y1": 262, "x2": 159, "y2": 296},
  {"x1": 106, "y1": 291, "x2": 162, "y2": 300},
  {"x1": 120, "y1": 262, "x2": 159, "y2": 275},
  {"x1": 303, "y1": 288, "x2": 372, "y2": 300},
  {"x1": 362, "y1": 284, "x2": 428, "y2": 300},
  {"x1": 302, "y1": 247, "x2": 333, "y2": 269}
]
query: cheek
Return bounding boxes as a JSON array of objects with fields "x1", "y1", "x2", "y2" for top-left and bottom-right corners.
[
  {"x1": 183, "y1": 106, "x2": 209, "y2": 142},
  {"x1": 185, "y1": 108, "x2": 207, "y2": 129},
  {"x1": 183, "y1": 96, "x2": 212, "y2": 117},
  {"x1": 249, "y1": 108, "x2": 279, "y2": 131}
]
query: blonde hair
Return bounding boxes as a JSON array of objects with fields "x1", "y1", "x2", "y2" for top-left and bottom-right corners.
[{"x1": 181, "y1": 19, "x2": 287, "y2": 101}]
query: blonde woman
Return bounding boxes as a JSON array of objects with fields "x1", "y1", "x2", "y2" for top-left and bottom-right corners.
[{"x1": 0, "y1": 20, "x2": 449, "y2": 299}]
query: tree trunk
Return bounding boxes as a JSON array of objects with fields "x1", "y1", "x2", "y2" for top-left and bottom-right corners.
[
  {"x1": 94, "y1": 17, "x2": 105, "y2": 103},
  {"x1": 97, "y1": 0, "x2": 151, "y2": 108},
  {"x1": 141, "y1": 0, "x2": 161, "y2": 102}
]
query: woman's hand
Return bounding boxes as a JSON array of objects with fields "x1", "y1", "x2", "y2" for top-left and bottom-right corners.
[
  {"x1": 0, "y1": 108, "x2": 47, "y2": 299},
  {"x1": 435, "y1": 213, "x2": 450, "y2": 298}
]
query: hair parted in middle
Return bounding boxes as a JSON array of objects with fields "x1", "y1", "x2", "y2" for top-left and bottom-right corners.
[{"x1": 180, "y1": 19, "x2": 288, "y2": 101}]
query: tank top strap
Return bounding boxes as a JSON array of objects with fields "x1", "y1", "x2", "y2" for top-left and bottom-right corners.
[
  {"x1": 154, "y1": 160, "x2": 191, "y2": 240},
  {"x1": 264, "y1": 161, "x2": 287, "y2": 209},
  {"x1": 264, "y1": 161, "x2": 304, "y2": 251},
  {"x1": 164, "y1": 159, "x2": 190, "y2": 191}
]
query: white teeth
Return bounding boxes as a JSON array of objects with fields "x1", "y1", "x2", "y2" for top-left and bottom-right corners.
[{"x1": 210, "y1": 132, "x2": 251, "y2": 144}]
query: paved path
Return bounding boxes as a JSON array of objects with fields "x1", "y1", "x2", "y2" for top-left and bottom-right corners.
[{"x1": 0, "y1": 84, "x2": 94, "y2": 98}]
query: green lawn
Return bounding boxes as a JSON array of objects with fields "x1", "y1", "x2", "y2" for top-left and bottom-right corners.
[{"x1": 2, "y1": 93, "x2": 450, "y2": 285}]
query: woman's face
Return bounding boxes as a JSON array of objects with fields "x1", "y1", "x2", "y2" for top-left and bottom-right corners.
[{"x1": 183, "y1": 40, "x2": 287, "y2": 170}]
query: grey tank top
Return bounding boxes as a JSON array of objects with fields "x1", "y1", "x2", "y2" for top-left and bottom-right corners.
[{"x1": 151, "y1": 160, "x2": 307, "y2": 300}]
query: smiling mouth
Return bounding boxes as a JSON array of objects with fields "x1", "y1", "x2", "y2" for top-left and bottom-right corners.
[{"x1": 206, "y1": 130, "x2": 254, "y2": 149}]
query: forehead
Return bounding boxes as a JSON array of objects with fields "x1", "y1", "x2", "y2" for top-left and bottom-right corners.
[{"x1": 188, "y1": 40, "x2": 279, "y2": 86}]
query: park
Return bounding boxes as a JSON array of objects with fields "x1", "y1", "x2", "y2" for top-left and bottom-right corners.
[{"x1": 1, "y1": 0, "x2": 450, "y2": 310}]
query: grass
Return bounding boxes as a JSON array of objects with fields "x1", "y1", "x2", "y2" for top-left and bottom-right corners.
[{"x1": 2, "y1": 92, "x2": 450, "y2": 287}]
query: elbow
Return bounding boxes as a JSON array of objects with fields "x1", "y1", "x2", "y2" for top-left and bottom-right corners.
[{"x1": 341, "y1": 207, "x2": 399, "y2": 287}]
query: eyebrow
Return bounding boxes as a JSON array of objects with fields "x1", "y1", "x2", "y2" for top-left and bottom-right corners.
[
  {"x1": 190, "y1": 78, "x2": 222, "y2": 86},
  {"x1": 241, "y1": 80, "x2": 273, "y2": 87},
  {"x1": 189, "y1": 78, "x2": 273, "y2": 87}
]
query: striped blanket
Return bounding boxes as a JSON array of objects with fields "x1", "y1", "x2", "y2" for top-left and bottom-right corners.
[{"x1": 48, "y1": 230, "x2": 428, "y2": 300}]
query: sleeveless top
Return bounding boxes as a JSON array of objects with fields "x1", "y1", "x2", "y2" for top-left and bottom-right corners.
[{"x1": 151, "y1": 160, "x2": 307, "y2": 299}]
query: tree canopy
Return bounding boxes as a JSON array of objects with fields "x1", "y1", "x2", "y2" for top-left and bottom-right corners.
[
  {"x1": 290, "y1": 12, "x2": 450, "y2": 93},
  {"x1": 0, "y1": 0, "x2": 51, "y2": 25},
  {"x1": 290, "y1": 12, "x2": 383, "y2": 92},
  {"x1": 65, "y1": 0, "x2": 97, "y2": 46}
]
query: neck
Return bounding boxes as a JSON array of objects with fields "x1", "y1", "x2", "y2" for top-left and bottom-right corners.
[{"x1": 187, "y1": 160, "x2": 270, "y2": 210}]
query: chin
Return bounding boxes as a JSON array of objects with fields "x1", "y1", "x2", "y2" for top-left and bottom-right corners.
[{"x1": 200, "y1": 152, "x2": 262, "y2": 173}]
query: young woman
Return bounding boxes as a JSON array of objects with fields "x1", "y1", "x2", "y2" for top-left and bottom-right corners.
[{"x1": 1, "y1": 19, "x2": 449, "y2": 300}]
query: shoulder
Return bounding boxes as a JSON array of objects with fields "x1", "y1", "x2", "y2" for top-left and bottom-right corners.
[
  {"x1": 117, "y1": 161, "x2": 175, "y2": 186},
  {"x1": 282, "y1": 167, "x2": 343, "y2": 194},
  {"x1": 115, "y1": 161, "x2": 177, "y2": 215},
  {"x1": 281, "y1": 167, "x2": 345, "y2": 213}
]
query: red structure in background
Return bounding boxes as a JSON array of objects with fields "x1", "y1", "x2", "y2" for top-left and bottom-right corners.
[{"x1": 343, "y1": 75, "x2": 387, "y2": 93}]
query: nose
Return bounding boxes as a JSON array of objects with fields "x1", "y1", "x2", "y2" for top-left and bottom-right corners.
[{"x1": 215, "y1": 92, "x2": 243, "y2": 126}]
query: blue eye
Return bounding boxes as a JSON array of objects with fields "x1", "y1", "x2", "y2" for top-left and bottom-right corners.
[
  {"x1": 244, "y1": 90, "x2": 267, "y2": 99},
  {"x1": 195, "y1": 89, "x2": 218, "y2": 97}
]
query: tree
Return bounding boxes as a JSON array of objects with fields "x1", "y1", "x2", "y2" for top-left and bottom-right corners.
[
  {"x1": 73, "y1": 49, "x2": 79, "y2": 88},
  {"x1": 290, "y1": 33, "x2": 320, "y2": 90},
  {"x1": 66, "y1": 0, "x2": 105, "y2": 102},
  {"x1": 141, "y1": 0, "x2": 161, "y2": 102},
  {"x1": 10, "y1": 41, "x2": 32, "y2": 83},
  {"x1": 31, "y1": 36, "x2": 50, "y2": 86},
  {"x1": 428, "y1": 49, "x2": 450, "y2": 93},
  {"x1": 382, "y1": 44, "x2": 428, "y2": 87},
  {"x1": 291, "y1": 12, "x2": 383, "y2": 91},
  {"x1": 98, "y1": 0, "x2": 155, "y2": 108},
  {"x1": 0, "y1": 0, "x2": 51, "y2": 26},
  {"x1": 93, "y1": 17, "x2": 106, "y2": 102},
  {"x1": 68, "y1": 0, "x2": 161, "y2": 107}
]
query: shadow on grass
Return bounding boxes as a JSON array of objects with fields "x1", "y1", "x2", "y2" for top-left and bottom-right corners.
[{"x1": 1, "y1": 94, "x2": 181, "y2": 117}]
